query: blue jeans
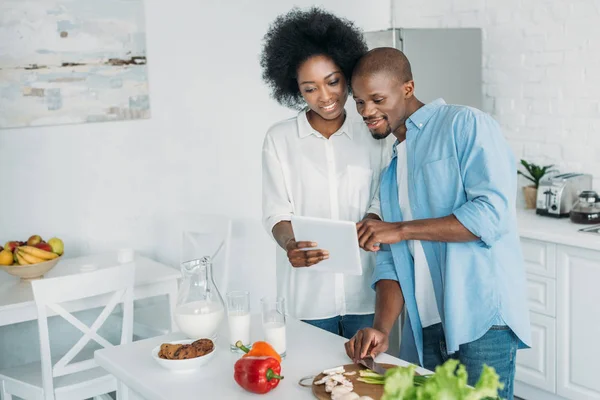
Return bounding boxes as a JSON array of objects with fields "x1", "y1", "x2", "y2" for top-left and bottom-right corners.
[
  {"x1": 422, "y1": 323, "x2": 518, "y2": 400},
  {"x1": 303, "y1": 314, "x2": 375, "y2": 339}
]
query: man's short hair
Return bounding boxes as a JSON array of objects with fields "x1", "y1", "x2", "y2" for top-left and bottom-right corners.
[{"x1": 352, "y1": 47, "x2": 413, "y2": 85}]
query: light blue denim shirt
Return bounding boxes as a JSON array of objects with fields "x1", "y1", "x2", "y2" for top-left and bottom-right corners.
[{"x1": 373, "y1": 98, "x2": 532, "y2": 366}]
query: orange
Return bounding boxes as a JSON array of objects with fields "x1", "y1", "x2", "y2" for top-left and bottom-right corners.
[{"x1": 0, "y1": 250, "x2": 14, "y2": 266}]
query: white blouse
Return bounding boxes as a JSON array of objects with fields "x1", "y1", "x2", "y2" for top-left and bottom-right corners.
[{"x1": 262, "y1": 109, "x2": 391, "y2": 320}]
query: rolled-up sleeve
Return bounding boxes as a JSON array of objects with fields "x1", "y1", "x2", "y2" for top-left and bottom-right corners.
[
  {"x1": 452, "y1": 111, "x2": 515, "y2": 248},
  {"x1": 262, "y1": 134, "x2": 293, "y2": 237},
  {"x1": 371, "y1": 246, "x2": 399, "y2": 290}
]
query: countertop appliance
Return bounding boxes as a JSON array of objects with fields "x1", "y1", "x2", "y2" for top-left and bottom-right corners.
[
  {"x1": 570, "y1": 190, "x2": 600, "y2": 224},
  {"x1": 536, "y1": 173, "x2": 593, "y2": 217}
]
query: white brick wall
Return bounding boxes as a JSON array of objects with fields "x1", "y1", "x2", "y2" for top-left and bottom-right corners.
[{"x1": 394, "y1": 0, "x2": 600, "y2": 190}]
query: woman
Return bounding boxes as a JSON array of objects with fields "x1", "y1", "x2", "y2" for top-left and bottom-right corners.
[{"x1": 260, "y1": 7, "x2": 390, "y2": 339}]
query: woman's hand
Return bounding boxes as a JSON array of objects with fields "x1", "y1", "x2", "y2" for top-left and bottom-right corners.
[{"x1": 285, "y1": 239, "x2": 329, "y2": 267}]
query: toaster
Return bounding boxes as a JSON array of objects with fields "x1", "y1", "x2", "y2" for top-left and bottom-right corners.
[{"x1": 536, "y1": 173, "x2": 593, "y2": 217}]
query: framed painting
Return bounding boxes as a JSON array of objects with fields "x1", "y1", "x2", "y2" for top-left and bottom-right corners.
[{"x1": 0, "y1": 0, "x2": 150, "y2": 129}]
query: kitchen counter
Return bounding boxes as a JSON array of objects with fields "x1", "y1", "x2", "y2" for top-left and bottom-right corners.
[
  {"x1": 515, "y1": 209, "x2": 600, "y2": 400},
  {"x1": 95, "y1": 316, "x2": 431, "y2": 400},
  {"x1": 516, "y1": 208, "x2": 600, "y2": 251}
]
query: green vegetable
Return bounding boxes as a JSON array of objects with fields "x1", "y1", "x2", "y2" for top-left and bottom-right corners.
[
  {"x1": 357, "y1": 377, "x2": 385, "y2": 385},
  {"x1": 358, "y1": 369, "x2": 386, "y2": 385},
  {"x1": 357, "y1": 369, "x2": 430, "y2": 387},
  {"x1": 371, "y1": 359, "x2": 503, "y2": 400},
  {"x1": 381, "y1": 364, "x2": 418, "y2": 400},
  {"x1": 359, "y1": 370, "x2": 385, "y2": 380}
]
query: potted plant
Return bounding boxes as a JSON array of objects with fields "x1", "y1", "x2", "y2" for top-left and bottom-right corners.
[{"x1": 518, "y1": 160, "x2": 556, "y2": 209}]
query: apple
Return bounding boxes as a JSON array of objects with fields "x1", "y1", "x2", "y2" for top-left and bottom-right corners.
[
  {"x1": 4, "y1": 241, "x2": 19, "y2": 253},
  {"x1": 35, "y1": 242, "x2": 53, "y2": 252},
  {"x1": 48, "y1": 237, "x2": 64, "y2": 255},
  {"x1": 27, "y1": 235, "x2": 42, "y2": 246}
]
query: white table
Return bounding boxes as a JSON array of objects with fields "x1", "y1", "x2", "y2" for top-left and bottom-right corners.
[
  {"x1": 95, "y1": 316, "x2": 430, "y2": 400},
  {"x1": 0, "y1": 252, "x2": 180, "y2": 328}
]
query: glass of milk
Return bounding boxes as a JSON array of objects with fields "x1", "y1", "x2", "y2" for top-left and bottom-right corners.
[
  {"x1": 261, "y1": 296, "x2": 286, "y2": 358},
  {"x1": 226, "y1": 291, "x2": 251, "y2": 352}
]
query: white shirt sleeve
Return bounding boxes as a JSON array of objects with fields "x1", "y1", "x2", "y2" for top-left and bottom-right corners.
[
  {"x1": 262, "y1": 134, "x2": 293, "y2": 237},
  {"x1": 365, "y1": 140, "x2": 392, "y2": 219},
  {"x1": 365, "y1": 179, "x2": 382, "y2": 218}
]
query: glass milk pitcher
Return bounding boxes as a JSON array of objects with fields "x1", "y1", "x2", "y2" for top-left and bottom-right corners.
[{"x1": 175, "y1": 255, "x2": 225, "y2": 341}]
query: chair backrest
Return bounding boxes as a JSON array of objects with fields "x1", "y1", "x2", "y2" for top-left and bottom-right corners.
[
  {"x1": 31, "y1": 264, "x2": 135, "y2": 398},
  {"x1": 180, "y1": 214, "x2": 232, "y2": 294}
]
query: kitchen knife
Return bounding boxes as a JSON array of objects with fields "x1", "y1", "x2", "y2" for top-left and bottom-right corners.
[{"x1": 359, "y1": 355, "x2": 387, "y2": 375}]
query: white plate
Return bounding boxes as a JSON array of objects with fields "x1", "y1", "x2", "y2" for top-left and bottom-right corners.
[{"x1": 151, "y1": 339, "x2": 216, "y2": 372}]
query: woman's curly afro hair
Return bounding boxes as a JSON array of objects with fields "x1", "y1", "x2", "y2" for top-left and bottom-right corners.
[{"x1": 260, "y1": 7, "x2": 368, "y2": 110}]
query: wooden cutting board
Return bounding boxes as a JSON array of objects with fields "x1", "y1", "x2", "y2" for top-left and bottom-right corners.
[{"x1": 311, "y1": 363, "x2": 397, "y2": 400}]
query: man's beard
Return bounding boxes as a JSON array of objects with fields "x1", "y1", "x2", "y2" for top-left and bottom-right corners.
[{"x1": 370, "y1": 124, "x2": 392, "y2": 140}]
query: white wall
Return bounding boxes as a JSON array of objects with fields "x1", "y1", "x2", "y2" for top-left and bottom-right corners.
[
  {"x1": 0, "y1": 0, "x2": 391, "y2": 309},
  {"x1": 393, "y1": 0, "x2": 600, "y2": 190}
]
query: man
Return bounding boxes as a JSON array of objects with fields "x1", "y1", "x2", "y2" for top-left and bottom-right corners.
[{"x1": 345, "y1": 47, "x2": 531, "y2": 400}]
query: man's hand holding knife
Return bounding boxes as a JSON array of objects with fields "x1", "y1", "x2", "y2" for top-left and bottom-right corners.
[{"x1": 344, "y1": 327, "x2": 390, "y2": 364}]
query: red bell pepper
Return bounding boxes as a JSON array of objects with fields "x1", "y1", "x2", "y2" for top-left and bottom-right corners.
[{"x1": 234, "y1": 356, "x2": 284, "y2": 394}]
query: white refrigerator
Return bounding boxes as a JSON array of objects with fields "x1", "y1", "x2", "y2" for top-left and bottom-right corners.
[{"x1": 362, "y1": 28, "x2": 483, "y2": 110}]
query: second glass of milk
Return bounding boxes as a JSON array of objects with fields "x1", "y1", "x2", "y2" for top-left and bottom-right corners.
[
  {"x1": 226, "y1": 290, "x2": 251, "y2": 352},
  {"x1": 261, "y1": 296, "x2": 287, "y2": 358}
]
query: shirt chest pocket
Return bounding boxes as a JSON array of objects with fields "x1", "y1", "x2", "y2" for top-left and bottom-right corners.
[{"x1": 420, "y1": 157, "x2": 460, "y2": 211}]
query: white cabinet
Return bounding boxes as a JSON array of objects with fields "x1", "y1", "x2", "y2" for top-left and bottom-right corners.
[
  {"x1": 526, "y1": 273, "x2": 556, "y2": 318},
  {"x1": 556, "y1": 245, "x2": 600, "y2": 400},
  {"x1": 521, "y1": 238, "x2": 556, "y2": 278},
  {"x1": 516, "y1": 241, "x2": 600, "y2": 400},
  {"x1": 516, "y1": 239, "x2": 559, "y2": 395},
  {"x1": 516, "y1": 312, "x2": 556, "y2": 393}
]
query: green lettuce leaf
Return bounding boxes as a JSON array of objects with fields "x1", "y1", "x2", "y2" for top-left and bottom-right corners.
[
  {"x1": 381, "y1": 364, "x2": 418, "y2": 400},
  {"x1": 381, "y1": 359, "x2": 503, "y2": 400},
  {"x1": 466, "y1": 365, "x2": 503, "y2": 400}
]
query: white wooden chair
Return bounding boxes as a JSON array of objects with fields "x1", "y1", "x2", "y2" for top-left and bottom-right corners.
[{"x1": 0, "y1": 264, "x2": 135, "y2": 400}]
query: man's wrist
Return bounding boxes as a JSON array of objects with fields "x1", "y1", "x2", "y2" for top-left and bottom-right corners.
[
  {"x1": 373, "y1": 324, "x2": 391, "y2": 336},
  {"x1": 394, "y1": 221, "x2": 409, "y2": 241},
  {"x1": 365, "y1": 213, "x2": 381, "y2": 221}
]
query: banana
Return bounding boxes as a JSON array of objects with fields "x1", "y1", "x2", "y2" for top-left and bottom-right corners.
[
  {"x1": 17, "y1": 250, "x2": 45, "y2": 265},
  {"x1": 18, "y1": 245, "x2": 58, "y2": 260},
  {"x1": 15, "y1": 253, "x2": 30, "y2": 265}
]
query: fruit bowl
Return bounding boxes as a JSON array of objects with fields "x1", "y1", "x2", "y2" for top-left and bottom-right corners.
[{"x1": 0, "y1": 256, "x2": 61, "y2": 281}]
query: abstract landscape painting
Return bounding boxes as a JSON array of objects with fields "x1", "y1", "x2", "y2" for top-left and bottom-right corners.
[{"x1": 0, "y1": 0, "x2": 150, "y2": 129}]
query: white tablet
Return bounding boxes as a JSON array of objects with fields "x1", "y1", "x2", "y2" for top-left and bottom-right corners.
[{"x1": 290, "y1": 215, "x2": 363, "y2": 275}]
